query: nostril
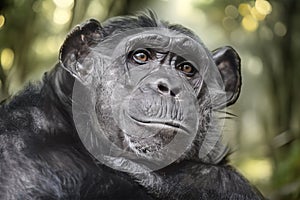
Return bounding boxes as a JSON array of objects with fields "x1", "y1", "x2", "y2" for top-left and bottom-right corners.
[
  {"x1": 170, "y1": 90, "x2": 176, "y2": 97},
  {"x1": 157, "y1": 83, "x2": 179, "y2": 97},
  {"x1": 157, "y1": 83, "x2": 169, "y2": 94}
]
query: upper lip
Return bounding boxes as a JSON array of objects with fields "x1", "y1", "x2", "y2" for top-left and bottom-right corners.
[{"x1": 128, "y1": 115, "x2": 190, "y2": 135}]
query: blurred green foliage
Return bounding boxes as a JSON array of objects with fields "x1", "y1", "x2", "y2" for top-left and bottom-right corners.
[{"x1": 0, "y1": 0, "x2": 299, "y2": 199}]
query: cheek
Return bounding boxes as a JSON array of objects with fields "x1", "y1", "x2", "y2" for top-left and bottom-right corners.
[{"x1": 92, "y1": 65, "x2": 128, "y2": 123}]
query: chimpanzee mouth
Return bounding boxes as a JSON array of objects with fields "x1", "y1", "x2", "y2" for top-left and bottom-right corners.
[{"x1": 128, "y1": 115, "x2": 190, "y2": 135}]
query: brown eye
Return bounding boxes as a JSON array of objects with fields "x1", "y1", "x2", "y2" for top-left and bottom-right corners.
[
  {"x1": 182, "y1": 64, "x2": 193, "y2": 73},
  {"x1": 176, "y1": 62, "x2": 196, "y2": 76},
  {"x1": 132, "y1": 49, "x2": 150, "y2": 64}
]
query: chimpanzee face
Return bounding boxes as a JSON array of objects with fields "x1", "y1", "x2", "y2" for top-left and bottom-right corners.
[{"x1": 60, "y1": 19, "x2": 241, "y2": 172}]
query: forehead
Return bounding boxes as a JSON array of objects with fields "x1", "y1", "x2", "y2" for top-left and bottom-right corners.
[{"x1": 126, "y1": 30, "x2": 199, "y2": 51}]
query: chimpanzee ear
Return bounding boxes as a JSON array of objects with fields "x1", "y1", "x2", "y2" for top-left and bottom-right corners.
[
  {"x1": 212, "y1": 46, "x2": 241, "y2": 108},
  {"x1": 59, "y1": 19, "x2": 103, "y2": 84}
]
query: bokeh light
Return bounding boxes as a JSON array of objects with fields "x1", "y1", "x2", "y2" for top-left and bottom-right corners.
[
  {"x1": 255, "y1": 0, "x2": 272, "y2": 15},
  {"x1": 175, "y1": 0, "x2": 193, "y2": 17},
  {"x1": 242, "y1": 15, "x2": 258, "y2": 32},
  {"x1": 86, "y1": 0, "x2": 107, "y2": 19},
  {"x1": 52, "y1": 0, "x2": 74, "y2": 25},
  {"x1": 274, "y1": 22, "x2": 287, "y2": 37},
  {"x1": 238, "y1": 3, "x2": 251, "y2": 17},
  {"x1": 52, "y1": 0, "x2": 74, "y2": 9},
  {"x1": 251, "y1": 7, "x2": 266, "y2": 21},
  {"x1": 53, "y1": 8, "x2": 72, "y2": 25},
  {"x1": 238, "y1": 1, "x2": 272, "y2": 32},
  {"x1": 0, "y1": 48, "x2": 14, "y2": 71},
  {"x1": 0, "y1": 15, "x2": 5, "y2": 29},
  {"x1": 225, "y1": 5, "x2": 239, "y2": 19}
]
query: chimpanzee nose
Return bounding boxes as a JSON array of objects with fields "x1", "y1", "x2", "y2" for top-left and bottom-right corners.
[{"x1": 156, "y1": 80, "x2": 181, "y2": 97}]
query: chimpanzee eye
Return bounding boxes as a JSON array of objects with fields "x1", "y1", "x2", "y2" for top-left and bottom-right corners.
[
  {"x1": 131, "y1": 49, "x2": 151, "y2": 64},
  {"x1": 176, "y1": 62, "x2": 196, "y2": 77}
]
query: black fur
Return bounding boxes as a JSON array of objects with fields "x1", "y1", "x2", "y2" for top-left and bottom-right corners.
[{"x1": 0, "y1": 13, "x2": 264, "y2": 200}]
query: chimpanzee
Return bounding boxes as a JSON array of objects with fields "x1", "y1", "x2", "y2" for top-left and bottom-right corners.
[{"x1": 0, "y1": 12, "x2": 265, "y2": 199}]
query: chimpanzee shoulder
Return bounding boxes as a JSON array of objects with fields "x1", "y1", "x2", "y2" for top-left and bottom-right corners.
[{"x1": 154, "y1": 161, "x2": 264, "y2": 200}]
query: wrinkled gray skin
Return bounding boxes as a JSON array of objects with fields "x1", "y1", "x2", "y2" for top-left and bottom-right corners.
[{"x1": 0, "y1": 13, "x2": 265, "y2": 199}]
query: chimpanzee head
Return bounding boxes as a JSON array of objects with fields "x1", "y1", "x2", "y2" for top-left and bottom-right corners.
[{"x1": 59, "y1": 13, "x2": 241, "y2": 172}]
